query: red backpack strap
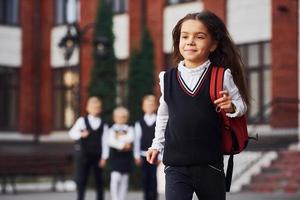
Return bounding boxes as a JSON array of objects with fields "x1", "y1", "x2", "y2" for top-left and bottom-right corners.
[
  {"x1": 209, "y1": 67, "x2": 217, "y2": 102},
  {"x1": 210, "y1": 67, "x2": 225, "y2": 104},
  {"x1": 216, "y1": 67, "x2": 225, "y2": 99},
  {"x1": 210, "y1": 66, "x2": 234, "y2": 192}
]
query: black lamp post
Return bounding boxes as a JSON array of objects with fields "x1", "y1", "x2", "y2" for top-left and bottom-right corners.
[{"x1": 58, "y1": 22, "x2": 108, "y2": 127}]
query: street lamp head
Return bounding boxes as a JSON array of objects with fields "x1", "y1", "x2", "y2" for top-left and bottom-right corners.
[
  {"x1": 58, "y1": 23, "x2": 109, "y2": 60},
  {"x1": 58, "y1": 24, "x2": 80, "y2": 61},
  {"x1": 94, "y1": 36, "x2": 109, "y2": 58}
]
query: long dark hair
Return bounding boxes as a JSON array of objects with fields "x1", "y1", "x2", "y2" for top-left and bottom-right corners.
[{"x1": 172, "y1": 10, "x2": 249, "y2": 105}]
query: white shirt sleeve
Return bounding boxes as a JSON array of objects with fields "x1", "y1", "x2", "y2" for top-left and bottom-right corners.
[
  {"x1": 133, "y1": 122, "x2": 142, "y2": 159},
  {"x1": 68, "y1": 117, "x2": 85, "y2": 140},
  {"x1": 101, "y1": 124, "x2": 110, "y2": 160},
  {"x1": 223, "y1": 68, "x2": 248, "y2": 118},
  {"x1": 150, "y1": 71, "x2": 168, "y2": 153}
]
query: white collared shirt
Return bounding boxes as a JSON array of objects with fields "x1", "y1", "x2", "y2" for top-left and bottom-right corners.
[{"x1": 151, "y1": 60, "x2": 247, "y2": 153}]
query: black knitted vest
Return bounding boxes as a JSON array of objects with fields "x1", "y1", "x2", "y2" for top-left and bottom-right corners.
[
  {"x1": 109, "y1": 126, "x2": 133, "y2": 173},
  {"x1": 139, "y1": 118, "x2": 156, "y2": 151},
  {"x1": 163, "y1": 66, "x2": 222, "y2": 166},
  {"x1": 79, "y1": 116, "x2": 104, "y2": 156}
]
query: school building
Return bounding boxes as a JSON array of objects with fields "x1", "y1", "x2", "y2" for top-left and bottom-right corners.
[{"x1": 0, "y1": 0, "x2": 299, "y2": 139}]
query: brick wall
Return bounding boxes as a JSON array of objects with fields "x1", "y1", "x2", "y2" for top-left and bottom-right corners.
[
  {"x1": 19, "y1": 0, "x2": 53, "y2": 134},
  {"x1": 271, "y1": 0, "x2": 298, "y2": 127},
  {"x1": 146, "y1": 0, "x2": 165, "y2": 95},
  {"x1": 19, "y1": 0, "x2": 36, "y2": 133},
  {"x1": 40, "y1": 0, "x2": 54, "y2": 134},
  {"x1": 203, "y1": 0, "x2": 226, "y2": 22},
  {"x1": 129, "y1": 0, "x2": 143, "y2": 52},
  {"x1": 79, "y1": 0, "x2": 98, "y2": 115}
]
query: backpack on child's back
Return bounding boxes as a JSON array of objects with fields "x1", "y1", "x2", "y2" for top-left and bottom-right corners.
[{"x1": 209, "y1": 66, "x2": 257, "y2": 192}]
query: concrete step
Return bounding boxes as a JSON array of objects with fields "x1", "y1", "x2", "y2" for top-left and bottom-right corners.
[{"x1": 243, "y1": 150, "x2": 300, "y2": 193}]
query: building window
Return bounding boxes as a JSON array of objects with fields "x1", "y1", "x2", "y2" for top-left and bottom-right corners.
[
  {"x1": 238, "y1": 42, "x2": 271, "y2": 124},
  {"x1": 53, "y1": 67, "x2": 80, "y2": 130},
  {"x1": 0, "y1": 0, "x2": 19, "y2": 25},
  {"x1": 167, "y1": 0, "x2": 196, "y2": 5},
  {"x1": 0, "y1": 67, "x2": 19, "y2": 131},
  {"x1": 111, "y1": 0, "x2": 128, "y2": 14},
  {"x1": 54, "y1": 0, "x2": 78, "y2": 25}
]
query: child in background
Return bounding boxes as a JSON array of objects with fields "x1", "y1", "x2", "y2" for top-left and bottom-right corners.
[
  {"x1": 69, "y1": 96, "x2": 109, "y2": 200},
  {"x1": 134, "y1": 95, "x2": 158, "y2": 200},
  {"x1": 147, "y1": 11, "x2": 249, "y2": 200},
  {"x1": 108, "y1": 106, "x2": 134, "y2": 200}
]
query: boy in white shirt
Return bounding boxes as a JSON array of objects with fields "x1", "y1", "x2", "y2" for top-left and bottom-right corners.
[
  {"x1": 69, "y1": 96, "x2": 109, "y2": 200},
  {"x1": 134, "y1": 95, "x2": 158, "y2": 200}
]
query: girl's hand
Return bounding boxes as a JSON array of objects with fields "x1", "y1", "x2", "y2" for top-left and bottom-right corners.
[
  {"x1": 80, "y1": 130, "x2": 89, "y2": 138},
  {"x1": 214, "y1": 90, "x2": 236, "y2": 113},
  {"x1": 123, "y1": 143, "x2": 132, "y2": 151},
  {"x1": 135, "y1": 158, "x2": 142, "y2": 166},
  {"x1": 146, "y1": 149, "x2": 159, "y2": 165},
  {"x1": 99, "y1": 159, "x2": 106, "y2": 168}
]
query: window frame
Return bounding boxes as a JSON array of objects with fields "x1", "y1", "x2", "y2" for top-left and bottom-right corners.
[
  {"x1": 54, "y1": 0, "x2": 79, "y2": 26},
  {"x1": 111, "y1": 0, "x2": 128, "y2": 15},
  {"x1": 53, "y1": 66, "x2": 80, "y2": 130},
  {"x1": 238, "y1": 41, "x2": 271, "y2": 124},
  {"x1": 54, "y1": 0, "x2": 67, "y2": 25},
  {"x1": 0, "y1": 0, "x2": 20, "y2": 26},
  {"x1": 0, "y1": 67, "x2": 20, "y2": 131},
  {"x1": 166, "y1": 0, "x2": 197, "y2": 6}
]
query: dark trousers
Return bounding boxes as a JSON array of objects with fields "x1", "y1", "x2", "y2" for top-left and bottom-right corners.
[
  {"x1": 165, "y1": 164, "x2": 226, "y2": 200},
  {"x1": 141, "y1": 157, "x2": 158, "y2": 200},
  {"x1": 75, "y1": 151, "x2": 104, "y2": 200}
]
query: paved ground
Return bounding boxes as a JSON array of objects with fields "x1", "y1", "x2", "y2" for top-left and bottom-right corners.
[
  {"x1": 1, "y1": 190, "x2": 300, "y2": 200},
  {"x1": 1, "y1": 140, "x2": 300, "y2": 200}
]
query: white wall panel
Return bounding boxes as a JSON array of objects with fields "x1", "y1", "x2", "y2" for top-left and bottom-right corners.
[
  {"x1": 0, "y1": 27, "x2": 21, "y2": 67},
  {"x1": 51, "y1": 25, "x2": 79, "y2": 68},
  {"x1": 163, "y1": 1, "x2": 204, "y2": 53},
  {"x1": 227, "y1": 0, "x2": 271, "y2": 44},
  {"x1": 113, "y1": 14, "x2": 129, "y2": 59}
]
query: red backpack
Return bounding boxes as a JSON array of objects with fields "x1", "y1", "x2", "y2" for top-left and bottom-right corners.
[{"x1": 209, "y1": 66, "x2": 251, "y2": 192}]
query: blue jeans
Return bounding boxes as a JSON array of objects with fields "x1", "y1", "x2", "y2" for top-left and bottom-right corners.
[{"x1": 165, "y1": 165, "x2": 226, "y2": 200}]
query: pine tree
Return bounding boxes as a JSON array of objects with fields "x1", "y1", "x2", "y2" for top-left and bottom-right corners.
[
  {"x1": 127, "y1": 28, "x2": 155, "y2": 123},
  {"x1": 89, "y1": 0, "x2": 117, "y2": 123}
]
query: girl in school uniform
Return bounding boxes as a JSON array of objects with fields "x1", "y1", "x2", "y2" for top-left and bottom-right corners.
[
  {"x1": 146, "y1": 11, "x2": 249, "y2": 200},
  {"x1": 108, "y1": 106, "x2": 134, "y2": 200}
]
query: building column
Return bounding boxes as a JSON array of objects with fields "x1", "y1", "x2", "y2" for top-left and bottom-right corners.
[
  {"x1": 129, "y1": 0, "x2": 143, "y2": 52},
  {"x1": 39, "y1": 1, "x2": 54, "y2": 134},
  {"x1": 19, "y1": 0, "x2": 36, "y2": 134},
  {"x1": 271, "y1": 0, "x2": 298, "y2": 128},
  {"x1": 203, "y1": 0, "x2": 227, "y2": 22},
  {"x1": 146, "y1": 0, "x2": 165, "y2": 95},
  {"x1": 79, "y1": 0, "x2": 98, "y2": 115},
  {"x1": 19, "y1": 0, "x2": 53, "y2": 135}
]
